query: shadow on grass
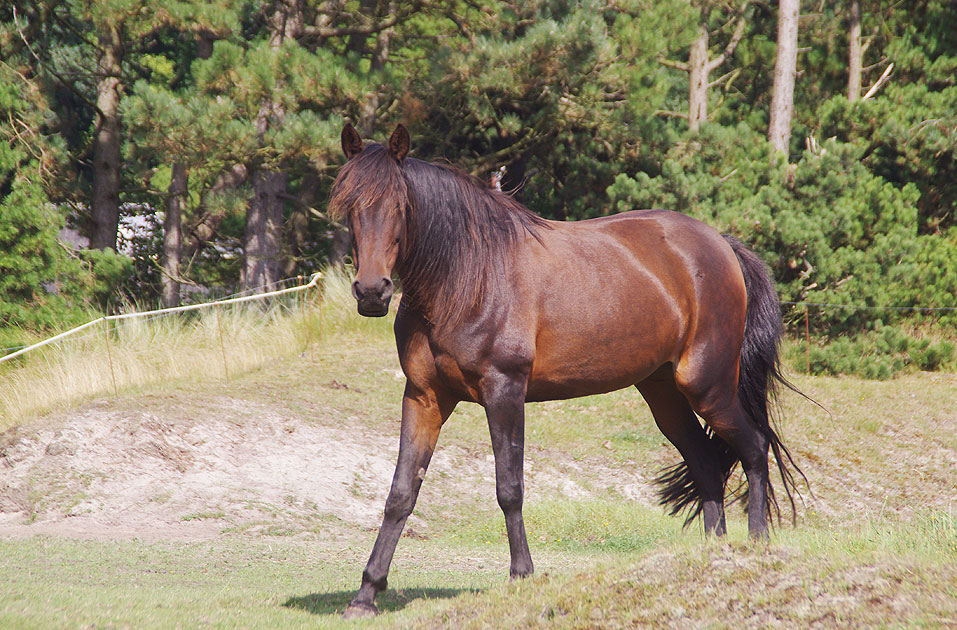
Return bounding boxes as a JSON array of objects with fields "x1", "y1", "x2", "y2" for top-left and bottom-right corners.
[{"x1": 284, "y1": 587, "x2": 479, "y2": 616}]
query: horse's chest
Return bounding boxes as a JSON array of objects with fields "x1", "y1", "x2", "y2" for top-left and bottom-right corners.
[{"x1": 431, "y1": 352, "x2": 483, "y2": 402}]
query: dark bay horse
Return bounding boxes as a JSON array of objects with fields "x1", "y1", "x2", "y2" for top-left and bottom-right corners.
[{"x1": 330, "y1": 123, "x2": 804, "y2": 618}]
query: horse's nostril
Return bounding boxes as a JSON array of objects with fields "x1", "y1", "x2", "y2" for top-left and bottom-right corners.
[
  {"x1": 378, "y1": 278, "x2": 394, "y2": 298},
  {"x1": 353, "y1": 278, "x2": 393, "y2": 304}
]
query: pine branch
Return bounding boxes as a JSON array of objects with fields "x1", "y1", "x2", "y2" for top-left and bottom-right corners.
[
  {"x1": 34, "y1": 7, "x2": 157, "y2": 101},
  {"x1": 706, "y1": 1, "x2": 749, "y2": 73},
  {"x1": 709, "y1": 67, "x2": 741, "y2": 90},
  {"x1": 657, "y1": 54, "x2": 689, "y2": 72},
  {"x1": 654, "y1": 109, "x2": 689, "y2": 120},
  {"x1": 307, "y1": 207, "x2": 349, "y2": 231},
  {"x1": 278, "y1": 179, "x2": 346, "y2": 229},
  {"x1": 862, "y1": 57, "x2": 890, "y2": 73},
  {"x1": 860, "y1": 24, "x2": 880, "y2": 56},
  {"x1": 861, "y1": 62, "x2": 893, "y2": 101},
  {"x1": 301, "y1": 2, "x2": 423, "y2": 39},
  {"x1": 11, "y1": 7, "x2": 101, "y2": 115},
  {"x1": 468, "y1": 128, "x2": 542, "y2": 179},
  {"x1": 444, "y1": 11, "x2": 476, "y2": 44}
]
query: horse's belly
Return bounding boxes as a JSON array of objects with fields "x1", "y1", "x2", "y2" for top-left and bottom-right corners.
[
  {"x1": 525, "y1": 368, "x2": 656, "y2": 402},
  {"x1": 525, "y1": 326, "x2": 675, "y2": 402}
]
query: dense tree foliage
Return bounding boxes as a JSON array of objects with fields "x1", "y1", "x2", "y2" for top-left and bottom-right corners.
[
  {"x1": 0, "y1": 61, "x2": 94, "y2": 329},
  {"x1": 1, "y1": 0, "x2": 955, "y2": 371}
]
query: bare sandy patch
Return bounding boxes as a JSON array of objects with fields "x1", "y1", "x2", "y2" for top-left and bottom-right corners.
[
  {"x1": 0, "y1": 395, "x2": 659, "y2": 542},
  {"x1": 0, "y1": 397, "x2": 397, "y2": 540}
]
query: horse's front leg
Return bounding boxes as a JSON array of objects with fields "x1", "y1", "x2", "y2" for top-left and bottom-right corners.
[
  {"x1": 484, "y1": 373, "x2": 534, "y2": 579},
  {"x1": 344, "y1": 383, "x2": 455, "y2": 618}
]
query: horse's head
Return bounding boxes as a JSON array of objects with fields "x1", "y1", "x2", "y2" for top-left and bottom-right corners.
[{"x1": 330, "y1": 123, "x2": 411, "y2": 317}]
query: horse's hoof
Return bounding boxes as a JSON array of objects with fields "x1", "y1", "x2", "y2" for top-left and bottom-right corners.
[{"x1": 343, "y1": 601, "x2": 379, "y2": 619}]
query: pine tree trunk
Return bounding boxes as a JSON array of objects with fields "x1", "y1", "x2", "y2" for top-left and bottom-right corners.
[
  {"x1": 244, "y1": 167, "x2": 286, "y2": 293},
  {"x1": 768, "y1": 0, "x2": 800, "y2": 155},
  {"x1": 282, "y1": 172, "x2": 321, "y2": 278},
  {"x1": 161, "y1": 163, "x2": 187, "y2": 308},
  {"x1": 242, "y1": 0, "x2": 300, "y2": 292},
  {"x1": 355, "y1": 0, "x2": 395, "y2": 137},
  {"x1": 90, "y1": 23, "x2": 123, "y2": 251},
  {"x1": 243, "y1": 95, "x2": 287, "y2": 293},
  {"x1": 688, "y1": 24, "x2": 710, "y2": 132},
  {"x1": 847, "y1": 0, "x2": 862, "y2": 101}
]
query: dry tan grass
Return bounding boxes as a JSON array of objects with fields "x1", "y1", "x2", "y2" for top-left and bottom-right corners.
[{"x1": 0, "y1": 268, "x2": 389, "y2": 430}]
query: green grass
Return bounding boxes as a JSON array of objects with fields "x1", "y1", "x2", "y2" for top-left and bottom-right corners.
[
  {"x1": 451, "y1": 499, "x2": 683, "y2": 554},
  {"x1": 402, "y1": 533, "x2": 956, "y2": 629},
  {"x1": 0, "y1": 536, "x2": 497, "y2": 629},
  {"x1": 3, "y1": 511, "x2": 951, "y2": 629},
  {"x1": 1, "y1": 270, "x2": 956, "y2": 628}
]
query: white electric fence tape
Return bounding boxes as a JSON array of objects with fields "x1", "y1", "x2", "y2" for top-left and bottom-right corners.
[{"x1": 0, "y1": 272, "x2": 321, "y2": 365}]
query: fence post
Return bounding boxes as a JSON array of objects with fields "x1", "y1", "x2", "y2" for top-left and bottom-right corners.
[
  {"x1": 308, "y1": 278, "x2": 317, "y2": 363},
  {"x1": 299, "y1": 275, "x2": 314, "y2": 361},
  {"x1": 316, "y1": 273, "x2": 322, "y2": 353},
  {"x1": 216, "y1": 305, "x2": 229, "y2": 381},
  {"x1": 805, "y1": 305, "x2": 811, "y2": 375},
  {"x1": 103, "y1": 318, "x2": 119, "y2": 397}
]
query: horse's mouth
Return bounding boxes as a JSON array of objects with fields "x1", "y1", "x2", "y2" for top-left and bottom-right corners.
[{"x1": 357, "y1": 300, "x2": 390, "y2": 317}]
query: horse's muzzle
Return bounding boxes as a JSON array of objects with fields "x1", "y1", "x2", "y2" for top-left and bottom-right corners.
[{"x1": 352, "y1": 278, "x2": 394, "y2": 317}]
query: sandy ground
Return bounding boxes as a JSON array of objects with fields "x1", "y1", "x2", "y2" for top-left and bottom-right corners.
[{"x1": 0, "y1": 395, "x2": 658, "y2": 541}]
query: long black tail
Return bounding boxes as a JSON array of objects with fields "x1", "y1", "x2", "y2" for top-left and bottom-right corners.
[{"x1": 656, "y1": 235, "x2": 807, "y2": 525}]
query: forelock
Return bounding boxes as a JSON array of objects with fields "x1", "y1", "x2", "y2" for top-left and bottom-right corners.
[{"x1": 328, "y1": 144, "x2": 408, "y2": 222}]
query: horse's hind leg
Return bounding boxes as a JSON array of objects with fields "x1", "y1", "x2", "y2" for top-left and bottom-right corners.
[
  {"x1": 637, "y1": 371, "x2": 727, "y2": 535},
  {"x1": 676, "y1": 374, "x2": 771, "y2": 539}
]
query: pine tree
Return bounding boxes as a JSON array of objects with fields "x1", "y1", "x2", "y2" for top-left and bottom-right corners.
[
  {"x1": 814, "y1": 0, "x2": 957, "y2": 233},
  {"x1": 657, "y1": 1, "x2": 750, "y2": 132},
  {"x1": 405, "y1": 0, "x2": 696, "y2": 219},
  {"x1": 169, "y1": 0, "x2": 427, "y2": 292}
]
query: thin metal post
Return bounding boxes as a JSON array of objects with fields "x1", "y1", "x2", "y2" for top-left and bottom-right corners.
[
  {"x1": 103, "y1": 318, "x2": 118, "y2": 397},
  {"x1": 315, "y1": 273, "x2": 323, "y2": 354},
  {"x1": 301, "y1": 275, "x2": 315, "y2": 362},
  {"x1": 216, "y1": 306, "x2": 229, "y2": 381},
  {"x1": 805, "y1": 305, "x2": 811, "y2": 375}
]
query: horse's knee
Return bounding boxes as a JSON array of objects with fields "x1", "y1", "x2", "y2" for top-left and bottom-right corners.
[
  {"x1": 383, "y1": 489, "x2": 414, "y2": 521},
  {"x1": 496, "y1": 480, "x2": 524, "y2": 514}
]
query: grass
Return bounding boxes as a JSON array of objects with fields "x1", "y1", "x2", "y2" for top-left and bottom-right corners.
[
  {"x1": 1, "y1": 269, "x2": 956, "y2": 628},
  {"x1": 0, "y1": 536, "x2": 492, "y2": 629},
  {"x1": 1, "y1": 512, "x2": 952, "y2": 629},
  {"x1": 404, "y1": 534, "x2": 956, "y2": 629},
  {"x1": 452, "y1": 499, "x2": 684, "y2": 553}
]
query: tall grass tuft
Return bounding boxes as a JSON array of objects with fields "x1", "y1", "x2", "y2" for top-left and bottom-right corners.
[
  {"x1": 0, "y1": 267, "x2": 389, "y2": 430},
  {"x1": 315, "y1": 265, "x2": 396, "y2": 339}
]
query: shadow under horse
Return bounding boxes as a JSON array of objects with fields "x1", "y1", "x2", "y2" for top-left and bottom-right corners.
[{"x1": 328, "y1": 123, "x2": 806, "y2": 618}]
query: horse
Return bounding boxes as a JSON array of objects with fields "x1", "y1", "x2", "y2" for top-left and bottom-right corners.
[{"x1": 329, "y1": 123, "x2": 804, "y2": 618}]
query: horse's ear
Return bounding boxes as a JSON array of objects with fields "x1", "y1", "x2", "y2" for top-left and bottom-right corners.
[
  {"x1": 341, "y1": 123, "x2": 363, "y2": 159},
  {"x1": 388, "y1": 124, "x2": 410, "y2": 163}
]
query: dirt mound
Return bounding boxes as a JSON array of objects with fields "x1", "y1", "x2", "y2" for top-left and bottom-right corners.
[
  {"x1": 0, "y1": 397, "x2": 405, "y2": 539},
  {"x1": 0, "y1": 396, "x2": 657, "y2": 541}
]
